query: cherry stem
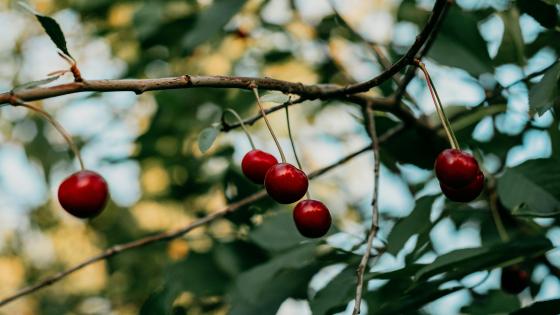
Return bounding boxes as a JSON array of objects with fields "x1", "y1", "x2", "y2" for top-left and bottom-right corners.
[
  {"x1": 285, "y1": 105, "x2": 311, "y2": 199},
  {"x1": 19, "y1": 103, "x2": 85, "y2": 171},
  {"x1": 252, "y1": 87, "x2": 286, "y2": 163},
  {"x1": 416, "y1": 60, "x2": 460, "y2": 150},
  {"x1": 224, "y1": 108, "x2": 256, "y2": 150}
]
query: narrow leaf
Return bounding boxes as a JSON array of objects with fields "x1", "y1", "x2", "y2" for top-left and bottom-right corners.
[
  {"x1": 529, "y1": 61, "x2": 560, "y2": 115},
  {"x1": 386, "y1": 195, "x2": 437, "y2": 256},
  {"x1": 20, "y1": 3, "x2": 72, "y2": 57}
]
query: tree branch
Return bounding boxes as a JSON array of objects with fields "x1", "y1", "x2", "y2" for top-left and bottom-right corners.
[
  {"x1": 326, "y1": 0, "x2": 451, "y2": 97},
  {"x1": 353, "y1": 104, "x2": 381, "y2": 315},
  {"x1": 0, "y1": 125, "x2": 403, "y2": 308},
  {"x1": 394, "y1": 0, "x2": 452, "y2": 103}
]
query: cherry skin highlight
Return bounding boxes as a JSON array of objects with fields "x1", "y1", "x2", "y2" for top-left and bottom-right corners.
[
  {"x1": 293, "y1": 200, "x2": 332, "y2": 238},
  {"x1": 241, "y1": 149, "x2": 278, "y2": 184},
  {"x1": 435, "y1": 149, "x2": 480, "y2": 188},
  {"x1": 440, "y1": 171, "x2": 484, "y2": 202},
  {"x1": 501, "y1": 265, "x2": 530, "y2": 294},
  {"x1": 264, "y1": 163, "x2": 308, "y2": 204},
  {"x1": 58, "y1": 170, "x2": 109, "y2": 218}
]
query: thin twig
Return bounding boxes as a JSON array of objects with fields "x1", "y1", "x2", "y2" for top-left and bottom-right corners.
[
  {"x1": 352, "y1": 104, "x2": 381, "y2": 315},
  {"x1": 394, "y1": 0, "x2": 452, "y2": 103},
  {"x1": 0, "y1": 126, "x2": 403, "y2": 308},
  {"x1": 17, "y1": 102, "x2": 85, "y2": 170}
]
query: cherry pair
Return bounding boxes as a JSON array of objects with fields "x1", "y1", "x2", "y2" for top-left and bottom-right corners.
[
  {"x1": 434, "y1": 149, "x2": 484, "y2": 202},
  {"x1": 242, "y1": 149, "x2": 308, "y2": 203},
  {"x1": 58, "y1": 170, "x2": 109, "y2": 218},
  {"x1": 241, "y1": 149, "x2": 331, "y2": 238}
]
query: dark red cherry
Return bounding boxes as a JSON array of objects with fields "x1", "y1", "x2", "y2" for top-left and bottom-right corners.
[
  {"x1": 264, "y1": 163, "x2": 308, "y2": 204},
  {"x1": 58, "y1": 170, "x2": 109, "y2": 218},
  {"x1": 241, "y1": 149, "x2": 278, "y2": 184},
  {"x1": 293, "y1": 199, "x2": 332, "y2": 238},
  {"x1": 501, "y1": 265, "x2": 530, "y2": 294},
  {"x1": 435, "y1": 149, "x2": 480, "y2": 188},
  {"x1": 440, "y1": 171, "x2": 484, "y2": 202}
]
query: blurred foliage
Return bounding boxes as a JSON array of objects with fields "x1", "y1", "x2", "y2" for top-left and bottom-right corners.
[{"x1": 1, "y1": 0, "x2": 560, "y2": 314}]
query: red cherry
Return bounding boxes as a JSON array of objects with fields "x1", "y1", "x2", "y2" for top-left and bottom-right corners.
[
  {"x1": 440, "y1": 171, "x2": 484, "y2": 202},
  {"x1": 264, "y1": 163, "x2": 308, "y2": 204},
  {"x1": 501, "y1": 265, "x2": 530, "y2": 294},
  {"x1": 58, "y1": 170, "x2": 109, "y2": 218},
  {"x1": 241, "y1": 149, "x2": 278, "y2": 184},
  {"x1": 293, "y1": 199, "x2": 332, "y2": 238},
  {"x1": 435, "y1": 149, "x2": 480, "y2": 188}
]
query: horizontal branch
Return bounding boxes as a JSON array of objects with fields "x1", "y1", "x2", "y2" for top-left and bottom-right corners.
[
  {"x1": 326, "y1": 0, "x2": 451, "y2": 96},
  {"x1": 0, "y1": 124, "x2": 403, "y2": 308}
]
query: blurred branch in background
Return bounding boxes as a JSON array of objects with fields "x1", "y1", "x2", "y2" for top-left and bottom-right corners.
[{"x1": 0, "y1": 124, "x2": 404, "y2": 308}]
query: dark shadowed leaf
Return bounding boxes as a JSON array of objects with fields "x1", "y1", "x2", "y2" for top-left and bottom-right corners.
[
  {"x1": 461, "y1": 289, "x2": 520, "y2": 314},
  {"x1": 310, "y1": 266, "x2": 356, "y2": 315},
  {"x1": 414, "y1": 236, "x2": 552, "y2": 281},
  {"x1": 517, "y1": 0, "x2": 558, "y2": 29},
  {"x1": 510, "y1": 299, "x2": 560, "y2": 315},
  {"x1": 249, "y1": 210, "x2": 308, "y2": 252},
  {"x1": 498, "y1": 158, "x2": 560, "y2": 217},
  {"x1": 228, "y1": 244, "x2": 321, "y2": 315},
  {"x1": 495, "y1": 8, "x2": 525, "y2": 66},
  {"x1": 529, "y1": 61, "x2": 560, "y2": 115},
  {"x1": 386, "y1": 195, "x2": 437, "y2": 256}
]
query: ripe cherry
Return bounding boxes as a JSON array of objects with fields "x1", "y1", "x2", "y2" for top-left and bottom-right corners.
[
  {"x1": 440, "y1": 171, "x2": 484, "y2": 202},
  {"x1": 435, "y1": 149, "x2": 480, "y2": 188},
  {"x1": 293, "y1": 199, "x2": 332, "y2": 238},
  {"x1": 241, "y1": 149, "x2": 278, "y2": 184},
  {"x1": 264, "y1": 163, "x2": 308, "y2": 204},
  {"x1": 58, "y1": 170, "x2": 109, "y2": 219},
  {"x1": 501, "y1": 265, "x2": 530, "y2": 294}
]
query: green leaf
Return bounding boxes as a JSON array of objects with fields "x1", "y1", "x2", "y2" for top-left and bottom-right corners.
[
  {"x1": 182, "y1": 0, "x2": 246, "y2": 52},
  {"x1": 228, "y1": 244, "x2": 321, "y2": 315},
  {"x1": 495, "y1": 8, "x2": 526, "y2": 66},
  {"x1": 517, "y1": 0, "x2": 558, "y2": 29},
  {"x1": 529, "y1": 61, "x2": 560, "y2": 115},
  {"x1": 497, "y1": 158, "x2": 560, "y2": 217},
  {"x1": 414, "y1": 236, "x2": 552, "y2": 281},
  {"x1": 309, "y1": 266, "x2": 356, "y2": 315},
  {"x1": 249, "y1": 210, "x2": 308, "y2": 252},
  {"x1": 386, "y1": 195, "x2": 437, "y2": 256},
  {"x1": 461, "y1": 289, "x2": 521, "y2": 314},
  {"x1": 20, "y1": 3, "x2": 72, "y2": 57},
  {"x1": 198, "y1": 127, "x2": 219, "y2": 153},
  {"x1": 166, "y1": 252, "x2": 230, "y2": 296},
  {"x1": 510, "y1": 299, "x2": 560, "y2": 315},
  {"x1": 260, "y1": 91, "x2": 290, "y2": 104},
  {"x1": 428, "y1": 6, "x2": 494, "y2": 76},
  {"x1": 373, "y1": 284, "x2": 463, "y2": 315}
]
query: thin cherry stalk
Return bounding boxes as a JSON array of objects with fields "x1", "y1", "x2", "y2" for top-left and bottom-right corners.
[
  {"x1": 416, "y1": 60, "x2": 460, "y2": 150},
  {"x1": 19, "y1": 102, "x2": 85, "y2": 170},
  {"x1": 252, "y1": 87, "x2": 287, "y2": 163},
  {"x1": 224, "y1": 108, "x2": 256, "y2": 150},
  {"x1": 285, "y1": 105, "x2": 311, "y2": 199}
]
